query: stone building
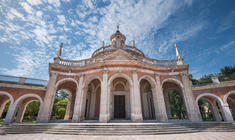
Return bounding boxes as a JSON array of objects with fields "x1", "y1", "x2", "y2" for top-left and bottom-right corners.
[{"x1": 0, "y1": 28, "x2": 235, "y2": 124}]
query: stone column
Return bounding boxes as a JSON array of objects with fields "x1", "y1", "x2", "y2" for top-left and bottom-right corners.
[
  {"x1": 64, "y1": 92, "x2": 73, "y2": 120},
  {"x1": 15, "y1": 103, "x2": 27, "y2": 123},
  {"x1": 72, "y1": 75, "x2": 84, "y2": 122},
  {"x1": 211, "y1": 101, "x2": 221, "y2": 121},
  {"x1": 221, "y1": 103, "x2": 234, "y2": 122},
  {"x1": 131, "y1": 71, "x2": 143, "y2": 122},
  {"x1": 181, "y1": 73, "x2": 201, "y2": 121},
  {"x1": 164, "y1": 89, "x2": 172, "y2": 119},
  {"x1": 4, "y1": 103, "x2": 17, "y2": 124},
  {"x1": 99, "y1": 71, "x2": 109, "y2": 122},
  {"x1": 89, "y1": 92, "x2": 96, "y2": 119},
  {"x1": 37, "y1": 73, "x2": 57, "y2": 122},
  {"x1": 0, "y1": 99, "x2": 10, "y2": 119},
  {"x1": 154, "y1": 75, "x2": 168, "y2": 122}
]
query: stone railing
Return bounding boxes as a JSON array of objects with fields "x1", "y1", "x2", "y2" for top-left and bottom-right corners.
[
  {"x1": 92, "y1": 45, "x2": 144, "y2": 57},
  {"x1": 54, "y1": 56, "x2": 178, "y2": 67},
  {"x1": 54, "y1": 57, "x2": 96, "y2": 67},
  {"x1": 0, "y1": 75, "x2": 47, "y2": 86},
  {"x1": 142, "y1": 58, "x2": 178, "y2": 66}
]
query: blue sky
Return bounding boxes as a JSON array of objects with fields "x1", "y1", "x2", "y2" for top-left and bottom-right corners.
[{"x1": 0, "y1": 0, "x2": 235, "y2": 80}]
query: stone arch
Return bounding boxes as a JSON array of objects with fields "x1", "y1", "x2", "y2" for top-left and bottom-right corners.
[
  {"x1": 8, "y1": 93, "x2": 44, "y2": 123},
  {"x1": 14, "y1": 93, "x2": 43, "y2": 108},
  {"x1": 138, "y1": 75, "x2": 156, "y2": 88},
  {"x1": 139, "y1": 75, "x2": 156, "y2": 120},
  {"x1": 82, "y1": 75, "x2": 102, "y2": 120},
  {"x1": 196, "y1": 93, "x2": 226, "y2": 121},
  {"x1": 161, "y1": 78, "x2": 184, "y2": 89},
  {"x1": 161, "y1": 78, "x2": 188, "y2": 120},
  {"x1": 196, "y1": 93, "x2": 224, "y2": 105},
  {"x1": 0, "y1": 91, "x2": 14, "y2": 105},
  {"x1": 108, "y1": 73, "x2": 133, "y2": 86},
  {"x1": 108, "y1": 73, "x2": 132, "y2": 119},
  {"x1": 55, "y1": 78, "x2": 79, "y2": 89},
  {"x1": 83, "y1": 75, "x2": 102, "y2": 88},
  {"x1": 224, "y1": 90, "x2": 235, "y2": 104}
]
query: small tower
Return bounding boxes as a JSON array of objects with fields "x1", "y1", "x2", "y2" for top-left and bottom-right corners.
[
  {"x1": 110, "y1": 25, "x2": 126, "y2": 48},
  {"x1": 174, "y1": 43, "x2": 184, "y2": 65}
]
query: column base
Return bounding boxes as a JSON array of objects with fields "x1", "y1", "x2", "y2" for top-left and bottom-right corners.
[
  {"x1": 99, "y1": 114, "x2": 110, "y2": 123},
  {"x1": 188, "y1": 113, "x2": 202, "y2": 122},
  {"x1": 131, "y1": 113, "x2": 143, "y2": 122}
]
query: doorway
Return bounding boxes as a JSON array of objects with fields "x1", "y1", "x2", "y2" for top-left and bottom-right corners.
[{"x1": 114, "y1": 95, "x2": 126, "y2": 119}]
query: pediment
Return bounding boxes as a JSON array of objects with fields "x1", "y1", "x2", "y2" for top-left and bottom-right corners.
[{"x1": 103, "y1": 49, "x2": 137, "y2": 60}]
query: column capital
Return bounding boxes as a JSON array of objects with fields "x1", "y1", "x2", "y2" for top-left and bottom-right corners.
[
  {"x1": 180, "y1": 72, "x2": 188, "y2": 77},
  {"x1": 132, "y1": 69, "x2": 138, "y2": 74}
]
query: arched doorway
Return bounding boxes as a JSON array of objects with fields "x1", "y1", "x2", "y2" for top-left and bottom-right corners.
[
  {"x1": 196, "y1": 94, "x2": 225, "y2": 122},
  {"x1": 162, "y1": 81, "x2": 188, "y2": 120},
  {"x1": 0, "y1": 91, "x2": 14, "y2": 124},
  {"x1": 110, "y1": 77, "x2": 131, "y2": 120},
  {"x1": 139, "y1": 79, "x2": 155, "y2": 120},
  {"x1": 51, "y1": 79, "x2": 78, "y2": 121},
  {"x1": 84, "y1": 79, "x2": 101, "y2": 120}
]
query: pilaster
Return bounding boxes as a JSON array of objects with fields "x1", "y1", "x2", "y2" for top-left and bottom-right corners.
[
  {"x1": 154, "y1": 74, "x2": 168, "y2": 122},
  {"x1": 181, "y1": 73, "x2": 201, "y2": 121},
  {"x1": 131, "y1": 70, "x2": 143, "y2": 122},
  {"x1": 72, "y1": 75, "x2": 84, "y2": 122},
  {"x1": 99, "y1": 70, "x2": 109, "y2": 122},
  {"x1": 37, "y1": 72, "x2": 58, "y2": 122}
]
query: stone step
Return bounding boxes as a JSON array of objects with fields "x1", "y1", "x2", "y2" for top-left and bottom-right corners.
[{"x1": 3, "y1": 122, "x2": 235, "y2": 135}]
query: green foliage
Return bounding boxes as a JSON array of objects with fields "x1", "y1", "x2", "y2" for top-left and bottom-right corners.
[
  {"x1": 168, "y1": 90, "x2": 187, "y2": 119},
  {"x1": 51, "y1": 90, "x2": 69, "y2": 120},
  {"x1": 198, "y1": 100, "x2": 214, "y2": 121},
  {"x1": 0, "y1": 101, "x2": 10, "y2": 119},
  {"x1": 218, "y1": 66, "x2": 235, "y2": 81},
  {"x1": 23, "y1": 101, "x2": 40, "y2": 122},
  {"x1": 189, "y1": 65, "x2": 235, "y2": 85}
]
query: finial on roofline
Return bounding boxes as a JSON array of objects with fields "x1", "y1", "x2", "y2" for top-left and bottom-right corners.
[
  {"x1": 174, "y1": 43, "x2": 184, "y2": 65},
  {"x1": 133, "y1": 40, "x2": 135, "y2": 47},
  {"x1": 102, "y1": 41, "x2": 105, "y2": 47},
  {"x1": 117, "y1": 23, "x2": 119, "y2": 31},
  {"x1": 56, "y1": 43, "x2": 63, "y2": 58}
]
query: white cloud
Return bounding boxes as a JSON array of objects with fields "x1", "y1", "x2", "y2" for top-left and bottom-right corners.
[
  {"x1": 57, "y1": 15, "x2": 66, "y2": 25},
  {"x1": 220, "y1": 40, "x2": 235, "y2": 50},
  {"x1": 9, "y1": 8, "x2": 24, "y2": 20},
  {"x1": 217, "y1": 10, "x2": 235, "y2": 33},
  {"x1": 27, "y1": 0, "x2": 43, "y2": 6},
  {"x1": 20, "y1": 2, "x2": 34, "y2": 14},
  {"x1": 158, "y1": 24, "x2": 204, "y2": 54}
]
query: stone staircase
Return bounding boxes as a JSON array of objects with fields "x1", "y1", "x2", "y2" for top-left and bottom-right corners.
[{"x1": 2, "y1": 122, "x2": 235, "y2": 135}]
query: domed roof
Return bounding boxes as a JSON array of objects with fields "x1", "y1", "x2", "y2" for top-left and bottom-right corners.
[{"x1": 110, "y1": 30, "x2": 126, "y2": 41}]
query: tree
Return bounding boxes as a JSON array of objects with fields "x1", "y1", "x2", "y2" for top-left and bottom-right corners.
[{"x1": 218, "y1": 66, "x2": 235, "y2": 81}]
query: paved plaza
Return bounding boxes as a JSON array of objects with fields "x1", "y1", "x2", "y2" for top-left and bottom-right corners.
[{"x1": 1, "y1": 132, "x2": 235, "y2": 140}]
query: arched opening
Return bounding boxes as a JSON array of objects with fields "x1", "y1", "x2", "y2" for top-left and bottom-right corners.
[
  {"x1": 225, "y1": 92, "x2": 235, "y2": 121},
  {"x1": 197, "y1": 94, "x2": 225, "y2": 121},
  {"x1": 84, "y1": 79, "x2": 101, "y2": 120},
  {"x1": 51, "y1": 79, "x2": 77, "y2": 121},
  {"x1": 198, "y1": 98, "x2": 215, "y2": 121},
  {"x1": 140, "y1": 79, "x2": 155, "y2": 120},
  {"x1": 11, "y1": 94, "x2": 43, "y2": 123},
  {"x1": 110, "y1": 77, "x2": 131, "y2": 120},
  {"x1": 0, "y1": 92, "x2": 13, "y2": 124},
  {"x1": 162, "y1": 81, "x2": 187, "y2": 120}
]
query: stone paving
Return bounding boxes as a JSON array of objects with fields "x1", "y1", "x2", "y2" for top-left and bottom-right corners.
[{"x1": 1, "y1": 132, "x2": 235, "y2": 140}]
